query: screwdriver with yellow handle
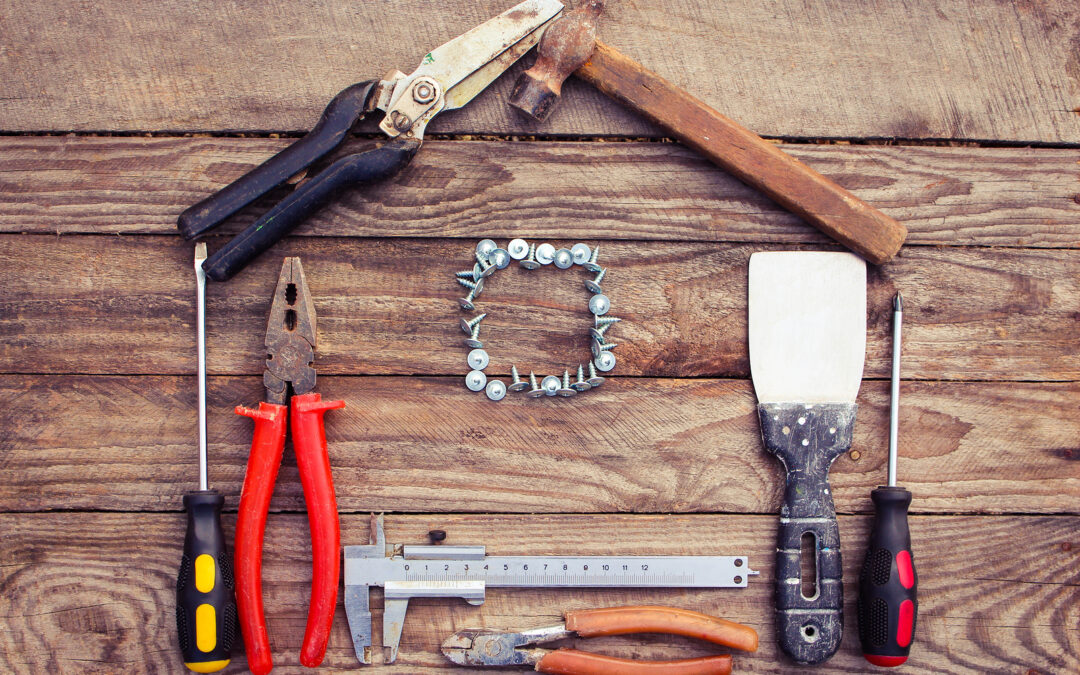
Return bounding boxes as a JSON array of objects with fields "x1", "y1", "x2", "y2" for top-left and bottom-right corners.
[{"x1": 175, "y1": 243, "x2": 236, "y2": 672}]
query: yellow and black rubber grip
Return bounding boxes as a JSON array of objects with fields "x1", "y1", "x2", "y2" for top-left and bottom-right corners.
[{"x1": 176, "y1": 491, "x2": 236, "y2": 673}]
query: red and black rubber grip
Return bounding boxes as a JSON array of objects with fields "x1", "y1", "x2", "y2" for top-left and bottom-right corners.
[{"x1": 857, "y1": 486, "x2": 918, "y2": 667}]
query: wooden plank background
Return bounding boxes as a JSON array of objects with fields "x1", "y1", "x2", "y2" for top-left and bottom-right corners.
[{"x1": 0, "y1": 1, "x2": 1078, "y2": 674}]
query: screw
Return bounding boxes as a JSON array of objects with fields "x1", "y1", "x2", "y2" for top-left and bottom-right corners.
[
  {"x1": 594, "y1": 351, "x2": 616, "y2": 372},
  {"x1": 589, "y1": 293, "x2": 611, "y2": 316},
  {"x1": 476, "y1": 239, "x2": 498, "y2": 257},
  {"x1": 584, "y1": 267, "x2": 607, "y2": 294},
  {"x1": 457, "y1": 277, "x2": 483, "y2": 294},
  {"x1": 554, "y1": 248, "x2": 574, "y2": 269},
  {"x1": 412, "y1": 80, "x2": 436, "y2": 104},
  {"x1": 595, "y1": 316, "x2": 621, "y2": 328},
  {"x1": 460, "y1": 313, "x2": 487, "y2": 336},
  {"x1": 535, "y1": 243, "x2": 556, "y2": 265},
  {"x1": 464, "y1": 324, "x2": 484, "y2": 349},
  {"x1": 455, "y1": 268, "x2": 479, "y2": 281},
  {"x1": 465, "y1": 369, "x2": 487, "y2": 391},
  {"x1": 459, "y1": 287, "x2": 478, "y2": 310},
  {"x1": 475, "y1": 250, "x2": 496, "y2": 278},
  {"x1": 390, "y1": 111, "x2": 411, "y2": 131},
  {"x1": 583, "y1": 245, "x2": 601, "y2": 272},
  {"x1": 508, "y1": 238, "x2": 529, "y2": 260},
  {"x1": 508, "y1": 365, "x2": 529, "y2": 392},
  {"x1": 485, "y1": 379, "x2": 507, "y2": 401},
  {"x1": 572, "y1": 364, "x2": 592, "y2": 391},
  {"x1": 526, "y1": 372, "x2": 545, "y2": 398},
  {"x1": 541, "y1": 374, "x2": 561, "y2": 396},
  {"x1": 571, "y1": 243, "x2": 592, "y2": 265},
  {"x1": 591, "y1": 338, "x2": 618, "y2": 357},
  {"x1": 467, "y1": 348, "x2": 489, "y2": 370},
  {"x1": 520, "y1": 243, "x2": 541, "y2": 270},
  {"x1": 587, "y1": 361, "x2": 605, "y2": 387},
  {"x1": 589, "y1": 319, "x2": 619, "y2": 342},
  {"x1": 558, "y1": 369, "x2": 577, "y2": 396},
  {"x1": 490, "y1": 248, "x2": 511, "y2": 269}
]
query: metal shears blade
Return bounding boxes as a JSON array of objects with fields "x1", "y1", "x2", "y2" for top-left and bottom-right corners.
[{"x1": 378, "y1": 0, "x2": 563, "y2": 137}]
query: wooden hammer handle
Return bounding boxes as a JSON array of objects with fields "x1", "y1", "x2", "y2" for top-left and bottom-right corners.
[{"x1": 578, "y1": 41, "x2": 906, "y2": 264}]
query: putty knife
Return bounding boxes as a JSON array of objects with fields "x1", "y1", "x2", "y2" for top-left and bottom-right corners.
[{"x1": 748, "y1": 251, "x2": 867, "y2": 664}]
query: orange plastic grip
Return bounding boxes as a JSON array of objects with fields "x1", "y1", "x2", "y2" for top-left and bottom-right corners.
[
  {"x1": 537, "y1": 650, "x2": 732, "y2": 675},
  {"x1": 564, "y1": 606, "x2": 759, "y2": 653},
  {"x1": 234, "y1": 401, "x2": 288, "y2": 675},
  {"x1": 290, "y1": 392, "x2": 345, "y2": 668}
]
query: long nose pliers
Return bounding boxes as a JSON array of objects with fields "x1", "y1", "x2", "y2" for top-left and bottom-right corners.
[
  {"x1": 177, "y1": 0, "x2": 564, "y2": 282},
  {"x1": 233, "y1": 257, "x2": 345, "y2": 674}
]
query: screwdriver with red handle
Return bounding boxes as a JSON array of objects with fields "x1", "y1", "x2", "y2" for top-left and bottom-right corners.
[{"x1": 857, "y1": 292, "x2": 918, "y2": 666}]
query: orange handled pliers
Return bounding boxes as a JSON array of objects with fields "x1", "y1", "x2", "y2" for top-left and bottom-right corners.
[
  {"x1": 233, "y1": 257, "x2": 344, "y2": 674},
  {"x1": 442, "y1": 606, "x2": 759, "y2": 674}
]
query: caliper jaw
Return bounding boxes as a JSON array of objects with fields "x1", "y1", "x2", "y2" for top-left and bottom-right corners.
[{"x1": 344, "y1": 514, "x2": 386, "y2": 665}]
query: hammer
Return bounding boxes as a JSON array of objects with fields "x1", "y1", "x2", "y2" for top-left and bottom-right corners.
[{"x1": 510, "y1": 1, "x2": 906, "y2": 264}]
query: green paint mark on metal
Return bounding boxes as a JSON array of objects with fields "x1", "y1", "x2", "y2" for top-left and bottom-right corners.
[{"x1": 422, "y1": 52, "x2": 434, "y2": 65}]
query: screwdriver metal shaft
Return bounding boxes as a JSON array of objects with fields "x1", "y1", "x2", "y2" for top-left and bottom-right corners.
[
  {"x1": 175, "y1": 244, "x2": 235, "y2": 672},
  {"x1": 857, "y1": 292, "x2": 918, "y2": 667}
]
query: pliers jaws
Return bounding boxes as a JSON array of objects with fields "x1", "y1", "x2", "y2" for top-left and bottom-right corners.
[{"x1": 263, "y1": 257, "x2": 317, "y2": 404}]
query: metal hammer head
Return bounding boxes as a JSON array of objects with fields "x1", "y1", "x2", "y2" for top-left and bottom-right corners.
[{"x1": 509, "y1": 0, "x2": 604, "y2": 121}]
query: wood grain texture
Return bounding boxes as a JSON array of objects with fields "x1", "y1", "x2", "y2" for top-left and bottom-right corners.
[
  {"x1": 2, "y1": 375, "x2": 1076, "y2": 515},
  {"x1": 0, "y1": 235, "x2": 1076, "y2": 381},
  {"x1": 3, "y1": 136, "x2": 1077, "y2": 247},
  {"x1": 2, "y1": 1, "x2": 1079, "y2": 141},
  {"x1": 1, "y1": 513, "x2": 1076, "y2": 674}
]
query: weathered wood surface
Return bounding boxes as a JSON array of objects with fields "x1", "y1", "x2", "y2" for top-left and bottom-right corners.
[
  {"x1": 2, "y1": 375, "x2": 1077, "y2": 515},
  {"x1": 2, "y1": 513, "x2": 1077, "y2": 674},
  {"x1": 3, "y1": 1, "x2": 1079, "y2": 141},
  {"x1": 1, "y1": 235, "x2": 1076, "y2": 381},
  {"x1": 4, "y1": 137, "x2": 1079, "y2": 247}
]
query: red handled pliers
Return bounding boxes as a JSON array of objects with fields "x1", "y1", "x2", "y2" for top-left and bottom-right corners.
[{"x1": 234, "y1": 257, "x2": 344, "y2": 674}]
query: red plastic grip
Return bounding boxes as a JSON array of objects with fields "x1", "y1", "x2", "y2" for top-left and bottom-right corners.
[
  {"x1": 290, "y1": 392, "x2": 345, "y2": 668},
  {"x1": 234, "y1": 402, "x2": 288, "y2": 675}
]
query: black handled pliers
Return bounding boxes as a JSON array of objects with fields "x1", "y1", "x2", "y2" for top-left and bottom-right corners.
[{"x1": 178, "y1": 0, "x2": 563, "y2": 282}]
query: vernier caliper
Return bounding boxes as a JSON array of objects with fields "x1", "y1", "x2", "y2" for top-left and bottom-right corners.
[{"x1": 344, "y1": 515, "x2": 759, "y2": 665}]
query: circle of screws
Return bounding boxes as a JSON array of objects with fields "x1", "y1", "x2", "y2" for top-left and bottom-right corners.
[{"x1": 454, "y1": 239, "x2": 621, "y2": 400}]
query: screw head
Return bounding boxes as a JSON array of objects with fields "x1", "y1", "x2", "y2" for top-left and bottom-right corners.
[
  {"x1": 589, "y1": 327, "x2": 606, "y2": 342},
  {"x1": 490, "y1": 248, "x2": 510, "y2": 269},
  {"x1": 465, "y1": 370, "x2": 487, "y2": 391},
  {"x1": 464, "y1": 336, "x2": 483, "y2": 349},
  {"x1": 477, "y1": 262, "x2": 497, "y2": 279},
  {"x1": 589, "y1": 294, "x2": 611, "y2": 316},
  {"x1": 412, "y1": 80, "x2": 436, "y2": 104},
  {"x1": 467, "y1": 348, "x2": 489, "y2": 370},
  {"x1": 485, "y1": 379, "x2": 507, "y2": 401},
  {"x1": 459, "y1": 297, "x2": 475, "y2": 311},
  {"x1": 541, "y1": 375, "x2": 561, "y2": 396},
  {"x1": 584, "y1": 278, "x2": 603, "y2": 294},
  {"x1": 460, "y1": 318, "x2": 474, "y2": 334},
  {"x1": 520, "y1": 258, "x2": 541, "y2": 270},
  {"x1": 571, "y1": 381, "x2": 591, "y2": 392},
  {"x1": 507, "y1": 239, "x2": 529, "y2": 259},
  {"x1": 476, "y1": 239, "x2": 498, "y2": 257},
  {"x1": 590, "y1": 338, "x2": 605, "y2": 358},
  {"x1": 552, "y1": 248, "x2": 573, "y2": 269},
  {"x1": 508, "y1": 380, "x2": 529, "y2": 392},
  {"x1": 594, "y1": 351, "x2": 616, "y2": 372},
  {"x1": 535, "y1": 243, "x2": 556, "y2": 265},
  {"x1": 571, "y1": 243, "x2": 591, "y2": 265}
]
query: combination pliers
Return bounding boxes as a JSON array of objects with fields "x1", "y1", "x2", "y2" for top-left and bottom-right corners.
[
  {"x1": 233, "y1": 257, "x2": 344, "y2": 674},
  {"x1": 177, "y1": 0, "x2": 564, "y2": 282}
]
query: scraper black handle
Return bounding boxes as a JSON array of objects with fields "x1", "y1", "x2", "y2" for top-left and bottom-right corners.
[{"x1": 758, "y1": 402, "x2": 855, "y2": 665}]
